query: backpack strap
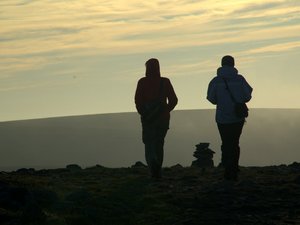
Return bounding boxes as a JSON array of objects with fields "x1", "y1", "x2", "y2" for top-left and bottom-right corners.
[{"x1": 222, "y1": 78, "x2": 237, "y2": 103}]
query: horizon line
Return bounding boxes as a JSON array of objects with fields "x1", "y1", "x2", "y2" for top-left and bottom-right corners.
[{"x1": 1, "y1": 107, "x2": 300, "y2": 123}]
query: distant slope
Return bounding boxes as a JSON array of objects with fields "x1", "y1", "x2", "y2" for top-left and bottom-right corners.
[{"x1": 0, "y1": 109, "x2": 299, "y2": 170}]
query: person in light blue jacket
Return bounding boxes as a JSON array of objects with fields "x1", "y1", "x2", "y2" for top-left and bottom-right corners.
[{"x1": 207, "y1": 55, "x2": 253, "y2": 181}]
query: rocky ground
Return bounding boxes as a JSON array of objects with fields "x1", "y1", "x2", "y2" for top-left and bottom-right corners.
[{"x1": 0, "y1": 162, "x2": 300, "y2": 225}]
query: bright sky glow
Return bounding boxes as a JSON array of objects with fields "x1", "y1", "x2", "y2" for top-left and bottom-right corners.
[{"x1": 1, "y1": 0, "x2": 300, "y2": 121}]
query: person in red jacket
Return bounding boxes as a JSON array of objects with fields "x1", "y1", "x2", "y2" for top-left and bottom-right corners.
[{"x1": 135, "y1": 58, "x2": 178, "y2": 178}]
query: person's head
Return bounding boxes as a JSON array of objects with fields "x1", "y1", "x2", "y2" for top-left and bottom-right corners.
[
  {"x1": 221, "y1": 55, "x2": 235, "y2": 67},
  {"x1": 145, "y1": 58, "x2": 160, "y2": 77}
]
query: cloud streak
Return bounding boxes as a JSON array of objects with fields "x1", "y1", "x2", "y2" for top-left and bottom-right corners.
[
  {"x1": 248, "y1": 41, "x2": 300, "y2": 54},
  {"x1": 0, "y1": 0, "x2": 300, "y2": 102},
  {"x1": 1, "y1": 0, "x2": 299, "y2": 57}
]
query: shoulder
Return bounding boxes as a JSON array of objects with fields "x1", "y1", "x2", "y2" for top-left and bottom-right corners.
[
  {"x1": 236, "y1": 74, "x2": 248, "y2": 83},
  {"x1": 161, "y1": 77, "x2": 172, "y2": 85},
  {"x1": 138, "y1": 77, "x2": 146, "y2": 82},
  {"x1": 209, "y1": 76, "x2": 220, "y2": 84},
  {"x1": 137, "y1": 77, "x2": 147, "y2": 85},
  {"x1": 161, "y1": 77, "x2": 170, "y2": 81}
]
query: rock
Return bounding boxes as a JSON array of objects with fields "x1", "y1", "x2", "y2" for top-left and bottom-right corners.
[
  {"x1": 170, "y1": 164, "x2": 184, "y2": 169},
  {"x1": 16, "y1": 168, "x2": 35, "y2": 174},
  {"x1": 35, "y1": 169, "x2": 51, "y2": 176},
  {"x1": 193, "y1": 151, "x2": 214, "y2": 159},
  {"x1": 85, "y1": 164, "x2": 105, "y2": 171},
  {"x1": 192, "y1": 142, "x2": 215, "y2": 168},
  {"x1": 95, "y1": 164, "x2": 105, "y2": 168},
  {"x1": 195, "y1": 142, "x2": 210, "y2": 149},
  {"x1": 66, "y1": 164, "x2": 82, "y2": 171},
  {"x1": 191, "y1": 160, "x2": 214, "y2": 168},
  {"x1": 51, "y1": 168, "x2": 69, "y2": 173},
  {"x1": 131, "y1": 161, "x2": 147, "y2": 168},
  {"x1": 288, "y1": 162, "x2": 300, "y2": 171}
]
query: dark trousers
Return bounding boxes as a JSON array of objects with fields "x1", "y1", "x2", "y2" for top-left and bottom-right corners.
[
  {"x1": 142, "y1": 120, "x2": 169, "y2": 178},
  {"x1": 217, "y1": 121, "x2": 244, "y2": 180}
]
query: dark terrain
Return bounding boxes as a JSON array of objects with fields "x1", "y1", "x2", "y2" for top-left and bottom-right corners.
[{"x1": 1, "y1": 163, "x2": 300, "y2": 225}]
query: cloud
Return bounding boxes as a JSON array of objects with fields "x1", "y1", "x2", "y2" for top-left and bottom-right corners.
[
  {"x1": 2, "y1": 1, "x2": 299, "y2": 50},
  {"x1": 233, "y1": 1, "x2": 285, "y2": 14},
  {"x1": 165, "y1": 60, "x2": 216, "y2": 77},
  {"x1": 17, "y1": 0, "x2": 37, "y2": 6},
  {"x1": 0, "y1": 78, "x2": 79, "y2": 92},
  {"x1": 1, "y1": 0, "x2": 300, "y2": 78},
  {"x1": 0, "y1": 27, "x2": 87, "y2": 43},
  {"x1": 0, "y1": 57, "x2": 47, "y2": 76},
  {"x1": 247, "y1": 41, "x2": 300, "y2": 54}
]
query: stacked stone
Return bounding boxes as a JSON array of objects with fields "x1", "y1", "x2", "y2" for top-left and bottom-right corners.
[{"x1": 191, "y1": 143, "x2": 215, "y2": 168}]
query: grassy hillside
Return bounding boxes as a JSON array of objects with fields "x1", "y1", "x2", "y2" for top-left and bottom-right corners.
[{"x1": 0, "y1": 109, "x2": 299, "y2": 170}]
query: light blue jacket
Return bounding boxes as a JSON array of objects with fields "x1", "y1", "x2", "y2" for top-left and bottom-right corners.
[{"x1": 207, "y1": 66, "x2": 253, "y2": 124}]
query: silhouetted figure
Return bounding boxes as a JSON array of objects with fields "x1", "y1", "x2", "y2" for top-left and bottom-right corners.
[
  {"x1": 207, "y1": 55, "x2": 253, "y2": 181},
  {"x1": 135, "y1": 58, "x2": 178, "y2": 179}
]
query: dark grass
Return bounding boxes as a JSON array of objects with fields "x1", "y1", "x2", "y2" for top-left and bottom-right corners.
[{"x1": 1, "y1": 164, "x2": 300, "y2": 225}]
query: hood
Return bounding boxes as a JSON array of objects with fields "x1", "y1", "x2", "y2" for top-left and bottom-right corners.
[
  {"x1": 145, "y1": 58, "x2": 161, "y2": 78},
  {"x1": 217, "y1": 66, "x2": 238, "y2": 78}
]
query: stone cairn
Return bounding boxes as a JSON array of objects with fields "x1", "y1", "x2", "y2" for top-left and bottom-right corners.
[{"x1": 191, "y1": 142, "x2": 215, "y2": 168}]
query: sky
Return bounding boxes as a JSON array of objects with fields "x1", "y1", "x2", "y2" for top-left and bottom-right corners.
[{"x1": 1, "y1": 0, "x2": 300, "y2": 122}]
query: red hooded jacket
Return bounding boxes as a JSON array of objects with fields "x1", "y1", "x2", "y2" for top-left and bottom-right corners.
[{"x1": 135, "y1": 73, "x2": 178, "y2": 121}]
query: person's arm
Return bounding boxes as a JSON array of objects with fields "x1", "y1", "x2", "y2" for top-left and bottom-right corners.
[
  {"x1": 166, "y1": 79, "x2": 178, "y2": 112},
  {"x1": 134, "y1": 80, "x2": 144, "y2": 115},
  {"x1": 241, "y1": 77, "x2": 253, "y2": 103},
  {"x1": 207, "y1": 79, "x2": 217, "y2": 105}
]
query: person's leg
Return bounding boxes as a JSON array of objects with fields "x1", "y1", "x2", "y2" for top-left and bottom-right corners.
[
  {"x1": 154, "y1": 120, "x2": 169, "y2": 178},
  {"x1": 231, "y1": 121, "x2": 244, "y2": 173},
  {"x1": 217, "y1": 123, "x2": 230, "y2": 169},
  {"x1": 218, "y1": 122, "x2": 243, "y2": 180},
  {"x1": 142, "y1": 122, "x2": 158, "y2": 177}
]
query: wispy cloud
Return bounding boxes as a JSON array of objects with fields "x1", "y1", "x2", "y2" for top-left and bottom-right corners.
[
  {"x1": 1, "y1": 0, "x2": 300, "y2": 82},
  {"x1": 234, "y1": 1, "x2": 286, "y2": 14},
  {"x1": 248, "y1": 41, "x2": 300, "y2": 54},
  {"x1": 0, "y1": 57, "x2": 48, "y2": 76},
  {"x1": 166, "y1": 60, "x2": 216, "y2": 77}
]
